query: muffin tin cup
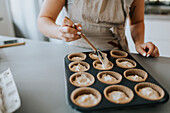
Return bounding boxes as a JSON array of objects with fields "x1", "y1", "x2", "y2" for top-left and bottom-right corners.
[
  {"x1": 110, "y1": 50, "x2": 128, "y2": 58},
  {"x1": 69, "y1": 61, "x2": 90, "y2": 72},
  {"x1": 124, "y1": 69, "x2": 148, "y2": 82},
  {"x1": 134, "y1": 82, "x2": 165, "y2": 101},
  {"x1": 104, "y1": 85, "x2": 134, "y2": 104},
  {"x1": 69, "y1": 72, "x2": 95, "y2": 87},
  {"x1": 97, "y1": 71, "x2": 122, "y2": 84},
  {"x1": 116, "y1": 58, "x2": 137, "y2": 68},
  {"x1": 70, "y1": 87, "x2": 102, "y2": 108},
  {"x1": 68, "y1": 52, "x2": 86, "y2": 61},
  {"x1": 93, "y1": 60, "x2": 114, "y2": 70},
  {"x1": 89, "y1": 52, "x2": 98, "y2": 60}
]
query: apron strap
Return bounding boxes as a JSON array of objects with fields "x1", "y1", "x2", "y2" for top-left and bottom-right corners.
[{"x1": 121, "y1": 0, "x2": 127, "y2": 25}]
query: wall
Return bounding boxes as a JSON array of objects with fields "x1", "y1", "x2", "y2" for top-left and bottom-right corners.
[{"x1": 0, "y1": 0, "x2": 14, "y2": 37}]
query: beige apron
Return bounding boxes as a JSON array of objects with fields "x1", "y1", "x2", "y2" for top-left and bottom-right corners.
[{"x1": 64, "y1": 0, "x2": 134, "y2": 51}]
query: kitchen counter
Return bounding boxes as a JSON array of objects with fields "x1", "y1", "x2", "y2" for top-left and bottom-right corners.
[
  {"x1": 145, "y1": 14, "x2": 170, "y2": 21},
  {"x1": 0, "y1": 36, "x2": 170, "y2": 113}
]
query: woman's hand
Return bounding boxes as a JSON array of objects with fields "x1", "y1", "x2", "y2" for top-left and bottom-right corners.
[
  {"x1": 38, "y1": 0, "x2": 81, "y2": 41},
  {"x1": 135, "y1": 42, "x2": 160, "y2": 58},
  {"x1": 58, "y1": 17, "x2": 82, "y2": 42},
  {"x1": 38, "y1": 0, "x2": 82, "y2": 41},
  {"x1": 129, "y1": 1, "x2": 159, "y2": 58}
]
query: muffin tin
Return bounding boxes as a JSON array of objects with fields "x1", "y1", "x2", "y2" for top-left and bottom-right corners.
[{"x1": 64, "y1": 50, "x2": 169, "y2": 111}]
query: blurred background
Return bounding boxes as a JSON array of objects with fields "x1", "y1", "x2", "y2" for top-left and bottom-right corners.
[{"x1": 0, "y1": 0, "x2": 170, "y2": 57}]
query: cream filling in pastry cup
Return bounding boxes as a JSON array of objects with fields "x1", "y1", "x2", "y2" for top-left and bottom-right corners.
[
  {"x1": 71, "y1": 87, "x2": 102, "y2": 108},
  {"x1": 134, "y1": 82, "x2": 165, "y2": 101},
  {"x1": 89, "y1": 52, "x2": 98, "y2": 60},
  {"x1": 68, "y1": 52, "x2": 86, "y2": 61},
  {"x1": 69, "y1": 61, "x2": 90, "y2": 72},
  {"x1": 104, "y1": 85, "x2": 134, "y2": 104},
  {"x1": 116, "y1": 58, "x2": 136, "y2": 68},
  {"x1": 93, "y1": 60, "x2": 113, "y2": 70},
  {"x1": 124, "y1": 69, "x2": 148, "y2": 82},
  {"x1": 97, "y1": 71, "x2": 122, "y2": 84},
  {"x1": 110, "y1": 50, "x2": 128, "y2": 58},
  {"x1": 70, "y1": 72, "x2": 95, "y2": 87}
]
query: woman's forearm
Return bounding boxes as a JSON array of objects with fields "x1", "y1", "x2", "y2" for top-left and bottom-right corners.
[
  {"x1": 130, "y1": 22, "x2": 145, "y2": 46},
  {"x1": 38, "y1": 17, "x2": 61, "y2": 39},
  {"x1": 129, "y1": 0, "x2": 145, "y2": 46},
  {"x1": 37, "y1": 0, "x2": 66, "y2": 39}
]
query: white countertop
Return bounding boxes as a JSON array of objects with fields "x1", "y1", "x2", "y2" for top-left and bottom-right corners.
[{"x1": 0, "y1": 36, "x2": 170, "y2": 113}]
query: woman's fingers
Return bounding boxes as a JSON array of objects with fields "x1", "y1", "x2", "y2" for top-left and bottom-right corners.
[
  {"x1": 145, "y1": 42, "x2": 155, "y2": 57},
  {"x1": 62, "y1": 17, "x2": 82, "y2": 31},
  {"x1": 64, "y1": 33, "x2": 81, "y2": 40},
  {"x1": 75, "y1": 23, "x2": 82, "y2": 31},
  {"x1": 60, "y1": 17, "x2": 82, "y2": 42},
  {"x1": 60, "y1": 32, "x2": 81, "y2": 42},
  {"x1": 62, "y1": 17, "x2": 74, "y2": 27},
  {"x1": 136, "y1": 45, "x2": 147, "y2": 57},
  {"x1": 150, "y1": 46, "x2": 160, "y2": 57},
  {"x1": 59, "y1": 26, "x2": 78, "y2": 34}
]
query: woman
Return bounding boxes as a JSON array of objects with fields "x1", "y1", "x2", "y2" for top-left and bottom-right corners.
[{"x1": 38, "y1": 0, "x2": 159, "y2": 57}]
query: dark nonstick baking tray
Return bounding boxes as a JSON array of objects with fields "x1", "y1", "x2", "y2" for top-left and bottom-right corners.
[{"x1": 64, "y1": 50, "x2": 169, "y2": 111}]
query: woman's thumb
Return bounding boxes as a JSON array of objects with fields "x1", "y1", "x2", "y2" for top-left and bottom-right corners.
[{"x1": 62, "y1": 17, "x2": 74, "y2": 27}]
